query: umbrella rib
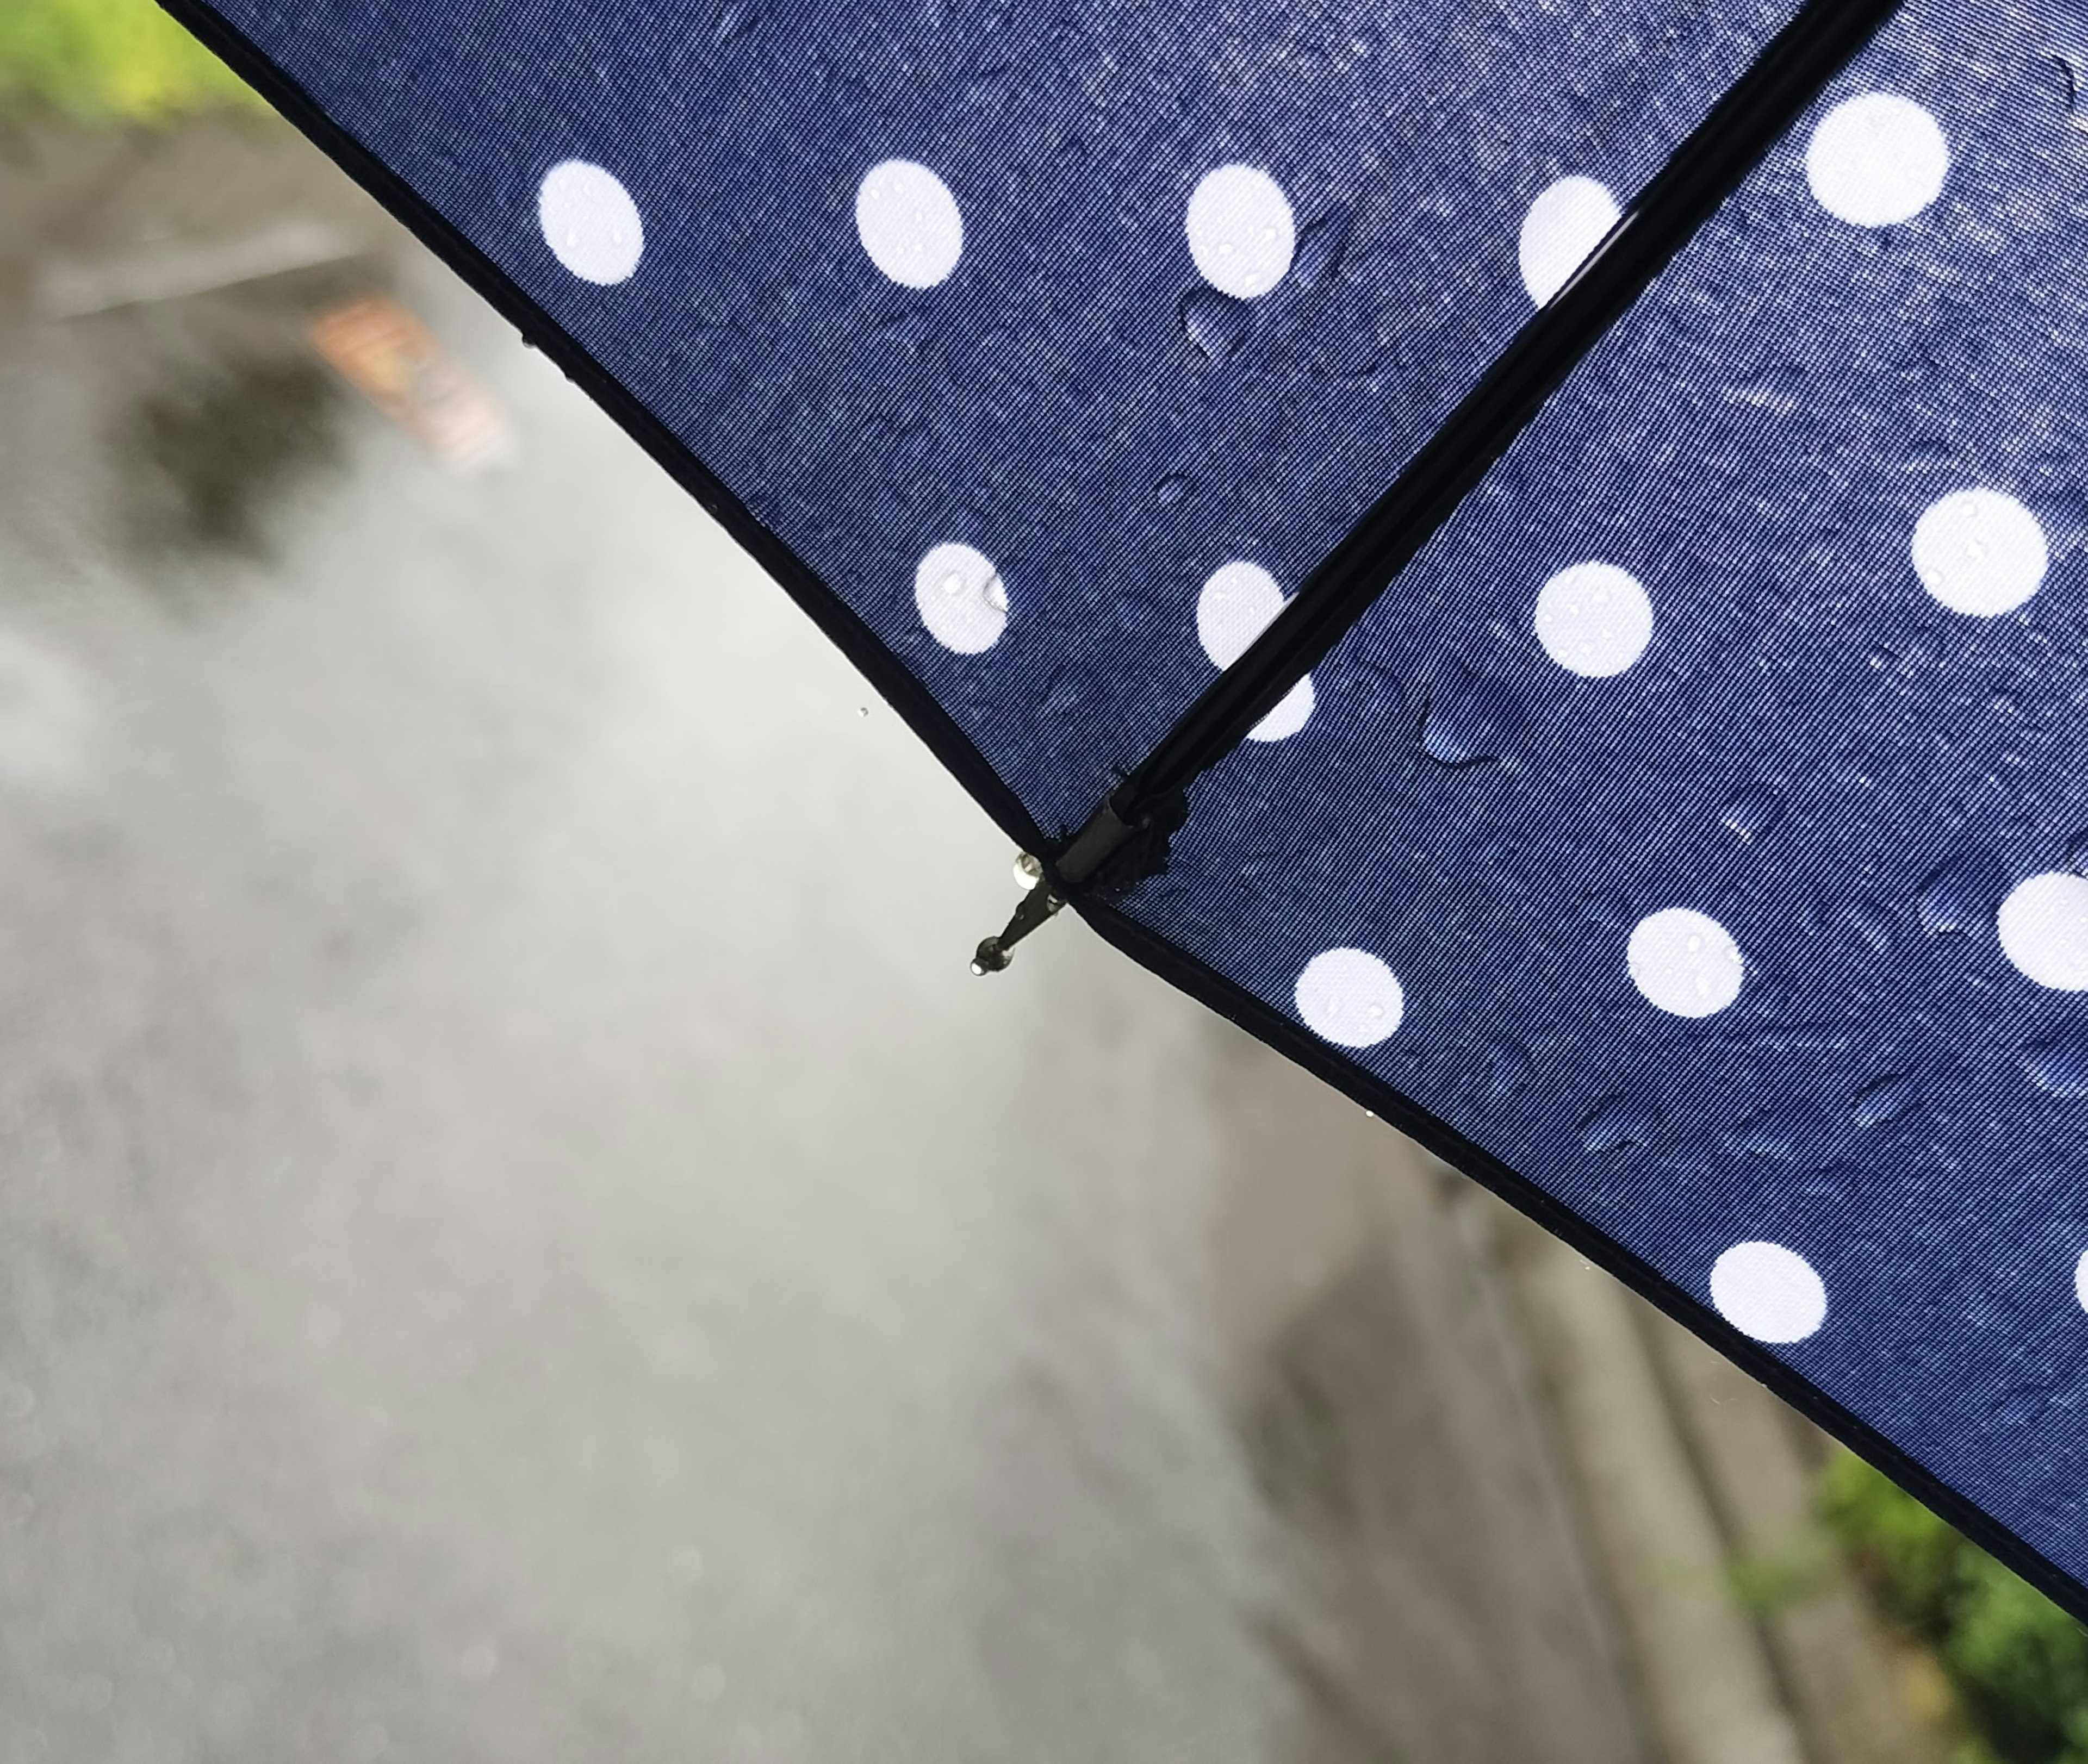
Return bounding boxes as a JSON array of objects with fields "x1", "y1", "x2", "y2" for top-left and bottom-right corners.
[{"x1": 976, "y1": 0, "x2": 1906, "y2": 972}]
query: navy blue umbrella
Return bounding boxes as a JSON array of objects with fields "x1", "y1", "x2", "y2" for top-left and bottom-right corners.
[{"x1": 163, "y1": 0, "x2": 2088, "y2": 1618}]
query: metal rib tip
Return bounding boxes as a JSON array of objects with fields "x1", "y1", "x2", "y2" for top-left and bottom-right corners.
[{"x1": 970, "y1": 859, "x2": 1065, "y2": 975}]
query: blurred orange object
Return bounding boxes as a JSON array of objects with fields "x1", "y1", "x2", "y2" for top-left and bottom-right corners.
[{"x1": 310, "y1": 296, "x2": 511, "y2": 470}]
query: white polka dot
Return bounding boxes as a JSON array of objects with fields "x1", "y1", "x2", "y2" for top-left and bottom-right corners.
[
  {"x1": 1294, "y1": 948, "x2": 1403, "y2": 1047},
  {"x1": 1185, "y1": 165, "x2": 1295, "y2": 300},
  {"x1": 1628, "y1": 908, "x2": 1744, "y2": 1018},
  {"x1": 1806, "y1": 92, "x2": 1948, "y2": 227},
  {"x1": 1911, "y1": 489, "x2": 2046, "y2": 616},
  {"x1": 1711, "y1": 1242, "x2": 1826, "y2": 1344},
  {"x1": 1999, "y1": 872, "x2": 2088, "y2": 990},
  {"x1": 2073, "y1": 1248, "x2": 2088, "y2": 1314},
  {"x1": 1196, "y1": 560, "x2": 1282, "y2": 667},
  {"x1": 1247, "y1": 678, "x2": 1315, "y2": 742},
  {"x1": 913, "y1": 543, "x2": 1007, "y2": 653},
  {"x1": 537, "y1": 161, "x2": 644, "y2": 285},
  {"x1": 1534, "y1": 562, "x2": 1653, "y2": 677},
  {"x1": 855, "y1": 160, "x2": 964, "y2": 289},
  {"x1": 1518, "y1": 176, "x2": 1619, "y2": 305},
  {"x1": 1196, "y1": 560, "x2": 1314, "y2": 741}
]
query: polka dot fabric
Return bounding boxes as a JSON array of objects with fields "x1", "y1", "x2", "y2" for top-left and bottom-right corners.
[
  {"x1": 189, "y1": 0, "x2": 2088, "y2": 1611},
  {"x1": 1121, "y1": 0, "x2": 2088, "y2": 1595},
  {"x1": 207, "y1": 0, "x2": 1798, "y2": 839}
]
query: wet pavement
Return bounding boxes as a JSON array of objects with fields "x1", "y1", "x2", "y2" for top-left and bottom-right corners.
[{"x1": 0, "y1": 117, "x2": 1648, "y2": 1762}]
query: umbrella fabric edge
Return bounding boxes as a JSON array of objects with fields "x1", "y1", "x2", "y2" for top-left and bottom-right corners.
[
  {"x1": 152, "y1": 0, "x2": 1051, "y2": 867},
  {"x1": 1076, "y1": 891, "x2": 2088, "y2": 1636}
]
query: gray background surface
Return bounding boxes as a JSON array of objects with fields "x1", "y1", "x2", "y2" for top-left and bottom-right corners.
[{"x1": 0, "y1": 119, "x2": 1643, "y2": 1763}]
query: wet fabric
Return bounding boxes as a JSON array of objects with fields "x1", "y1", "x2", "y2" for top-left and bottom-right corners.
[
  {"x1": 1124, "y1": 0, "x2": 2088, "y2": 1591},
  {"x1": 175, "y1": 0, "x2": 2088, "y2": 1613},
  {"x1": 201, "y1": 0, "x2": 1797, "y2": 834}
]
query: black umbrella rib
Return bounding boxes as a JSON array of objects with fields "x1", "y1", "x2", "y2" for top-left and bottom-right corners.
[
  {"x1": 974, "y1": 0, "x2": 1905, "y2": 969},
  {"x1": 1116, "y1": 0, "x2": 1908, "y2": 826}
]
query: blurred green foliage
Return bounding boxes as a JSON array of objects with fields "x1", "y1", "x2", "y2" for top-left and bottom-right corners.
[
  {"x1": 1724, "y1": 1530, "x2": 1836, "y2": 1617},
  {"x1": 0, "y1": 0, "x2": 255, "y2": 123},
  {"x1": 1820, "y1": 1450, "x2": 2088, "y2": 1763}
]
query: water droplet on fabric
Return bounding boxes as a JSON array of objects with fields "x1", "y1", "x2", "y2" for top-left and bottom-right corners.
[
  {"x1": 1419, "y1": 666, "x2": 1526, "y2": 768},
  {"x1": 1722, "y1": 788, "x2": 1786, "y2": 842},
  {"x1": 1729, "y1": 1105, "x2": 1833, "y2": 1162},
  {"x1": 1179, "y1": 286, "x2": 1253, "y2": 362},
  {"x1": 1992, "y1": 1383, "x2": 2059, "y2": 1428},
  {"x1": 1868, "y1": 625, "x2": 1945, "y2": 677},
  {"x1": 1480, "y1": 1036, "x2": 1535, "y2": 1101},
  {"x1": 1575, "y1": 888, "x2": 1633, "y2": 929},
  {"x1": 1800, "y1": 1162, "x2": 1859, "y2": 1201},
  {"x1": 1904, "y1": 626, "x2": 1944, "y2": 669},
  {"x1": 1916, "y1": 852, "x2": 2003, "y2": 936},
  {"x1": 1850, "y1": 1071, "x2": 1919, "y2": 1128},
  {"x1": 1032, "y1": 673, "x2": 1083, "y2": 721},
  {"x1": 713, "y1": 0, "x2": 759, "y2": 43},
  {"x1": 1155, "y1": 472, "x2": 1195, "y2": 507},
  {"x1": 1580, "y1": 1096, "x2": 1658, "y2": 1153},
  {"x1": 878, "y1": 308, "x2": 932, "y2": 349},
  {"x1": 2024, "y1": 1029, "x2": 2088, "y2": 1098},
  {"x1": 1847, "y1": 894, "x2": 1897, "y2": 953},
  {"x1": 964, "y1": 62, "x2": 1014, "y2": 108},
  {"x1": 1726, "y1": 360, "x2": 1806, "y2": 414},
  {"x1": 1291, "y1": 204, "x2": 1355, "y2": 289}
]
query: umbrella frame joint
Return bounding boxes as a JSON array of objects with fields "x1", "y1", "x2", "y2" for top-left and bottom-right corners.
[{"x1": 970, "y1": 788, "x2": 1186, "y2": 972}]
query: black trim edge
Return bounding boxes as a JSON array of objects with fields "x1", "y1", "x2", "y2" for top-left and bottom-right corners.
[
  {"x1": 1078, "y1": 892, "x2": 2088, "y2": 1632},
  {"x1": 153, "y1": 0, "x2": 1048, "y2": 862}
]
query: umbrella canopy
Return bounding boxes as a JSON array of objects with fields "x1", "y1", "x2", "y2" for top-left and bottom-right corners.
[{"x1": 161, "y1": 0, "x2": 2088, "y2": 1620}]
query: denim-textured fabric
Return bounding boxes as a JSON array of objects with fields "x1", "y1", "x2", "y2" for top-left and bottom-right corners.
[
  {"x1": 1126, "y1": 0, "x2": 2088, "y2": 1585},
  {"x1": 214, "y1": 0, "x2": 1796, "y2": 836}
]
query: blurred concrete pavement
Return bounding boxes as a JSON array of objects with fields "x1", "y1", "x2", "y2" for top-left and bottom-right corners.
[{"x1": 0, "y1": 115, "x2": 1768, "y2": 1763}]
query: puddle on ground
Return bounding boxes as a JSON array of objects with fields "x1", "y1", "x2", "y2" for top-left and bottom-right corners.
[{"x1": 116, "y1": 342, "x2": 345, "y2": 558}]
